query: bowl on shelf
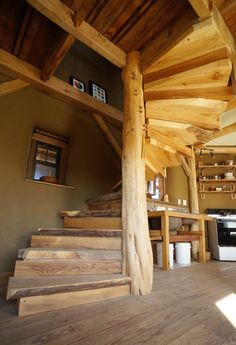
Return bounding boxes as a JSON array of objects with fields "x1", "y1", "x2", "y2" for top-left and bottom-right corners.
[
  {"x1": 39, "y1": 176, "x2": 58, "y2": 184},
  {"x1": 224, "y1": 172, "x2": 235, "y2": 180},
  {"x1": 225, "y1": 160, "x2": 234, "y2": 165}
]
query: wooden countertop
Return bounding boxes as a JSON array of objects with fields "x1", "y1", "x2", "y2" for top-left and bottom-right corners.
[{"x1": 148, "y1": 210, "x2": 213, "y2": 221}]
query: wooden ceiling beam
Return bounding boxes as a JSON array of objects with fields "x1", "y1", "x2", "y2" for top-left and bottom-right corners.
[
  {"x1": 92, "y1": 113, "x2": 122, "y2": 160},
  {"x1": 188, "y1": 0, "x2": 210, "y2": 20},
  {"x1": 144, "y1": 86, "x2": 235, "y2": 101},
  {"x1": 13, "y1": 4, "x2": 32, "y2": 56},
  {"x1": 27, "y1": 0, "x2": 126, "y2": 68},
  {"x1": 227, "y1": 99, "x2": 236, "y2": 111},
  {"x1": 196, "y1": 146, "x2": 236, "y2": 154},
  {"x1": 178, "y1": 154, "x2": 191, "y2": 177},
  {"x1": 141, "y1": 8, "x2": 197, "y2": 72},
  {"x1": 0, "y1": 48, "x2": 123, "y2": 125},
  {"x1": 41, "y1": 33, "x2": 75, "y2": 81},
  {"x1": 0, "y1": 79, "x2": 29, "y2": 97}
]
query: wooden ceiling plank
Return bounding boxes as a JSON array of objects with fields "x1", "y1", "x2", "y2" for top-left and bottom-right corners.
[
  {"x1": 145, "y1": 154, "x2": 166, "y2": 178},
  {"x1": 0, "y1": 48, "x2": 123, "y2": 125},
  {"x1": 27, "y1": 0, "x2": 126, "y2": 68},
  {"x1": 91, "y1": 0, "x2": 129, "y2": 35},
  {"x1": 141, "y1": 8, "x2": 197, "y2": 72},
  {"x1": 188, "y1": 0, "x2": 210, "y2": 20},
  {"x1": 147, "y1": 126, "x2": 192, "y2": 157},
  {"x1": 116, "y1": 0, "x2": 185, "y2": 52},
  {"x1": 92, "y1": 113, "x2": 122, "y2": 160},
  {"x1": 144, "y1": 86, "x2": 235, "y2": 101},
  {"x1": 0, "y1": 79, "x2": 30, "y2": 97},
  {"x1": 144, "y1": 59, "x2": 232, "y2": 91},
  {"x1": 146, "y1": 140, "x2": 181, "y2": 167},
  {"x1": 41, "y1": 33, "x2": 75, "y2": 81},
  {"x1": 13, "y1": 5, "x2": 32, "y2": 56}
]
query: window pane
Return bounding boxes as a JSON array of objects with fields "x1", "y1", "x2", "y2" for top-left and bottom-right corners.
[
  {"x1": 36, "y1": 146, "x2": 47, "y2": 161},
  {"x1": 47, "y1": 149, "x2": 58, "y2": 164},
  {"x1": 34, "y1": 163, "x2": 56, "y2": 180}
]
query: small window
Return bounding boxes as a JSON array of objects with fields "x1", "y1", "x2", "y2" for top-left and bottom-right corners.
[
  {"x1": 26, "y1": 128, "x2": 68, "y2": 184},
  {"x1": 147, "y1": 177, "x2": 165, "y2": 200}
]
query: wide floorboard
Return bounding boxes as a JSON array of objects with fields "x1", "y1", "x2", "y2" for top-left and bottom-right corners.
[{"x1": 0, "y1": 261, "x2": 235, "y2": 345}]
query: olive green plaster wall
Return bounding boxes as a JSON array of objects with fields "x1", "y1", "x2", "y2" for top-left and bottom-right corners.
[
  {"x1": 0, "y1": 86, "x2": 121, "y2": 272},
  {"x1": 165, "y1": 166, "x2": 189, "y2": 207}
]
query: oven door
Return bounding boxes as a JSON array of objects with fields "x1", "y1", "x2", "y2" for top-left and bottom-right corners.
[{"x1": 217, "y1": 220, "x2": 236, "y2": 246}]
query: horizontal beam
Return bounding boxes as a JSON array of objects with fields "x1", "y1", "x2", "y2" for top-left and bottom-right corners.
[
  {"x1": 197, "y1": 146, "x2": 236, "y2": 154},
  {"x1": 27, "y1": 0, "x2": 126, "y2": 68},
  {"x1": 0, "y1": 79, "x2": 29, "y2": 96},
  {"x1": 144, "y1": 87, "x2": 235, "y2": 101},
  {"x1": 211, "y1": 123, "x2": 236, "y2": 139},
  {"x1": 0, "y1": 49, "x2": 123, "y2": 125}
]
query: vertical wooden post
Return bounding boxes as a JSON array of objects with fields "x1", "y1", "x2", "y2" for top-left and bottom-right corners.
[
  {"x1": 198, "y1": 219, "x2": 206, "y2": 263},
  {"x1": 187, "y1": 148, "x2": 200, "y2": 259},
  {"x1": 122, "y1": 51, "x2": 153, "y2": 295},
  {"x1": 161, "y1": 213, "x2": 170, "y2": 271}
]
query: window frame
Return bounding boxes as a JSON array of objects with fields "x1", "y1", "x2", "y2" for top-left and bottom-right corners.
[{"x1": 26, "y1": 128, "x2": 68, "y2": 185}]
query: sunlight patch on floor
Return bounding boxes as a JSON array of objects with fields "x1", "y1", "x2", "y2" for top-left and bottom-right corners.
[{"x1": 215, "y1": 293, "x2": 236, "y2": 328}]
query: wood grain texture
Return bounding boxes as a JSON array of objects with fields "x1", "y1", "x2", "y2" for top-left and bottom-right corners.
[
  {"x1": 0, "y1": 79, "x2": 29, "y2": 96},
  {"x1": 122, "y1": 51, "x2": 153, "y2": 295},
  {"x1": 7, "y1": 274, "x2": 131, "y2": 299},
  {"x1": 14, "y1": 259, "x2": 122, "y2": 277},
  {"x1": 18, "y1": 284, "x2": 130, "y2": 316},
  {"x1": 31, "y1": 235, "x2": 121, "y2": 250},
  {"x1": 0, "y1": 49, "x2": 123, "y2": 125},
  {"x1": 27, "y1": 0, "x2": 126, "y2": 68},
  {"x1": 38, "y1": 228, "x2": 122, "y2": 238},
  {"x1": 18, "y1": 248, "x2": 122, "y2": 261},
  {"x1": 0, "y1": 262, "x2": 235, "y2": 343},
  {"x1": 64, "y1": 217, "x2": 122, "y2": 230}
]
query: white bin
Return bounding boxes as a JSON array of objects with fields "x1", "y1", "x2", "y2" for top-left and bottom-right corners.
[
  {"x1": 175, "y1": 242, "x2": 191, "y2": 265},
  {"x1": 156, "y1": 243, "x2": 174, "y2": 269}
]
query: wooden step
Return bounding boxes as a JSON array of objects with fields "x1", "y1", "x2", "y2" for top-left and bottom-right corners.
[
  {"x1": 18, "y1": 248, "x2": 122, "y2": 260},
  {"x1": 7, "y1": 274, "x2": 131, "y2": 300},
  {"x1": 60, "y1": 210, "x2": 121, "y2": 218},
  {"x1": 38, "y1": 228, "x2": 122, "y2": 237},
  {"x1": 18, "y1": 284, "x2": 130, "y2": 316},
  {"x1": 64, "y1": 217, "x2": 122, "y2": 230},
  {"x1": 86, "y1": 191, "x2": 122, "y2": 211},
  {"x1": 31, "y1": 235, "x2": 121, "y2": 250},
  {"x1": 14, "y1": 259, "x2": 122, "y2": 277}
]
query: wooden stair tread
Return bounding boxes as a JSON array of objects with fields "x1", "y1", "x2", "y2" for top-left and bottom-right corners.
[
  {"x1": 31, "y1": 235, "x2": 121, "y2": 250},
  {"x1": 38, "y1": 228, "x2": 122, "y2": 237},
  {"x1": 14, "y1": 259, "x2": 122, "y2": 277},
  {"x1": 60, "y1": 210, "x2": 121, "y2": 218},
  {"x1": 7, "y1": 274, "x2": 131, "y2": 300},
  {"x1": 86, "y1": 191, "x2": 122, "y2": 204},
  {"x1": 18, "y1": 248, "x2": 122, "y2": 260}
]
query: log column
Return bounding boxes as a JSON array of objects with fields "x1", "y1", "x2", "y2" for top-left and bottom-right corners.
[
  {"x1": 187, "y1": 148, "x2": 199, "y2": 259},
  {"x1": 122, "y1": 51, "x2": 153, "y2": 295}
]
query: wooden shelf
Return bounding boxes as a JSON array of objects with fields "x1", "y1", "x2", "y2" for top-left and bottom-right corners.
[
  {"x1": 199, "y1": 179, "x2": 235, "y2": 182},
  {"x1": 198, "y1": 164, "x2": 236, "y2": 168},
  {"x1": 199, "y1": 190, "x2": 235, "y2": 194}
]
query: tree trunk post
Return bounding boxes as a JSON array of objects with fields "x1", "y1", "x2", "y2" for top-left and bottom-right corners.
[
  {"x1": 187, "y1": 148, "x2": 200, "y2": 258},
  {"x1": 122, "y1": 51, "x2": 153, "y2": 295}
]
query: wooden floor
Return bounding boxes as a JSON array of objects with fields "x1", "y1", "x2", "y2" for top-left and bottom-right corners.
[{"x1": 0, "y1": 261, "x2": 235, "y2": 345}]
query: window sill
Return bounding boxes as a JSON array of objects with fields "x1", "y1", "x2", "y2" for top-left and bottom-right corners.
[{"x1": 25, "y1": 179, "x2": 75, "y2": 190}]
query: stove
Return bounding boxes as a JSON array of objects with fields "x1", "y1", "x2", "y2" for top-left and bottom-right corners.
[{"x1": 207, "y1": 209, "x2": 236, "y2": 261}]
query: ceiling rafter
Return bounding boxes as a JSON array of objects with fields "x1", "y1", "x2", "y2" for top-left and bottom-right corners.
[
  {"x1": 188, "y1": 0, "x2": 211, "y2": 20},
  {"x1": 0, "y1": 48, "x2": 123, "y2": 125},
  {"x1": 27, "y1": 0, "x2": 126, "y2": 68}
]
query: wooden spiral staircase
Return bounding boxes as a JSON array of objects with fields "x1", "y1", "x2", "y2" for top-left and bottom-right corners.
[{"x1": 144, "y1": 9, "x2": 235, "y2": 181}]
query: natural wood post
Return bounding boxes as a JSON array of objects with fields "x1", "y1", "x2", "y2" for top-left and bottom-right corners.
[
  {"x1": 122, "y1": 51, "x2": 153, "y2": 295},
  {"x1": 187, "y1": 148, "x2": 200, "y2": 259}
]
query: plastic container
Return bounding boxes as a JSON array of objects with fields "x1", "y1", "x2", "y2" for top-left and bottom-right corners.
[
  {"x1": 175, "y1": 242, "x2": 191, "y2": 265},
  {"x1": 156, "y1": 243, "x2": 174, "y2": 269}
]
